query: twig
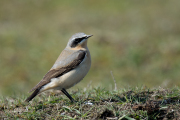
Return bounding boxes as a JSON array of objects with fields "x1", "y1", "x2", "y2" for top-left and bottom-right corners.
[{"x1": 110, "y1": 71, "x2": 117, "y2": 91}]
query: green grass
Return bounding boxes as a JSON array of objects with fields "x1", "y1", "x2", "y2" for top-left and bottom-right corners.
[
  {"x1": 1, "y1": 87, "x2": 180, "y2": 119},
  {"x1": 1, "y1": 1, "x2": 180, "y2": 119}
]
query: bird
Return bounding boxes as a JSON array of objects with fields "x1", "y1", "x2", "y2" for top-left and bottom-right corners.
[{"x1": 25, "y1": 33, "x2": 92, "y2": 102}]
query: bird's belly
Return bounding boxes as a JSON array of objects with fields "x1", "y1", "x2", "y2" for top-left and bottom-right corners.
[{"x1": 50, "y1": 57, "x2": 90, "y2": 90}]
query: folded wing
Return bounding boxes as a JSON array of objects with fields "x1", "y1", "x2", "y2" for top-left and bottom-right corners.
[{"x1": 29, "y1": 50, "x2": 86, "y2": 92}]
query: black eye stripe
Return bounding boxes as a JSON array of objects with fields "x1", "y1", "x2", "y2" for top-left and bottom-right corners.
[
  {"x1": 70, "y1": 37, "x2": 87, "y2": 48},
  {"x1": 75, "y1": 37, "x2": 86, "y2": 42}
]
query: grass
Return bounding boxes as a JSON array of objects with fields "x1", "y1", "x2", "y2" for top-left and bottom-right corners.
[
  {"x1": 1, "y1": 87, "x2": 180, "y2": 119},
  {"x1": 1, "y1": 1, "x2": 180, "y2": 119}
]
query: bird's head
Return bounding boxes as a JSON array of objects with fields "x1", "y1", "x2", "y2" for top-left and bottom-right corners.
[{"x1": 67, "y1": 33, "x2": 93, "y2": 49}]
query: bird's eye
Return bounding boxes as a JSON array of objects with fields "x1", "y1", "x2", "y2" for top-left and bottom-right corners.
[{"x1": 75, "y1": 39, "x2": 79, "y2": 43}]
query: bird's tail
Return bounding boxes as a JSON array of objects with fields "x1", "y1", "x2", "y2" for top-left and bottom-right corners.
[{"x1": 25, "y1": 89, "x2": 40, "y2": 102}]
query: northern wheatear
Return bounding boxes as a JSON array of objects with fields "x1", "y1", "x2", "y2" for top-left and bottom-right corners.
[{"x1": 25, "y1": 33, "x2": 92, "y2": 102}]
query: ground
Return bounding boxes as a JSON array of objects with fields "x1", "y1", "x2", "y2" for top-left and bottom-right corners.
[{"x1": 1, "y1": 87, "x2": 180, "y2": 119}]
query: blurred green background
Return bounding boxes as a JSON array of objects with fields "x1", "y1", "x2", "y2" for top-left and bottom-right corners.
[{"x1": 1, "y1": 1, "x2": 180, "y2": 96}]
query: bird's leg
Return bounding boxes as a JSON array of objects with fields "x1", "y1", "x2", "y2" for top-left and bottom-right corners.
[{"x1": 61, "y1": 88, "x2": 75, "y2": 103}]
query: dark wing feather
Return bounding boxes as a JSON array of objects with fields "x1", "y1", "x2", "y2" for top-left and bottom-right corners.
[
  {"x1": 29, "y1": 50, "x2": 86, "y2": 92},
  {"x1": 25, "y1": 89, "x2": 39, "y2": 102}
]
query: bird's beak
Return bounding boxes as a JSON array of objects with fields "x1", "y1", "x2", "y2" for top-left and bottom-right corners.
[{"x1": 86, "y1": 35, "x2": 93, "y2": 38}]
